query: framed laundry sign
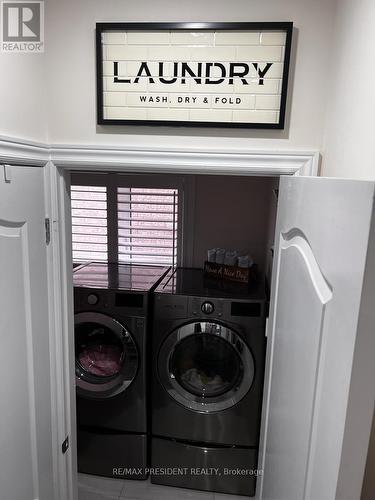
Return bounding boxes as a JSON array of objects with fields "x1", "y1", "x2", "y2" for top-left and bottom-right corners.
[{"x1": 96, "y1": 22, "x2": 293, "y2": 129}]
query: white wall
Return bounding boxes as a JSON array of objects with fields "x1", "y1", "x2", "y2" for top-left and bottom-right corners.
[
  {"x1": 322, "y1": 0, "x2": 375, "y2": 180},
  {"x1": 3, "y1": 0, "x2": 375, "y2": 180},
  {"x1": 322, "y1": 2, "x2": 375, "y2": 489},
  {"x1": 0, "y1": 52, "x2": 47, "y2": 143},
  {"x1": 45, "y1": 0, "x2": 336, "y2": 151}
]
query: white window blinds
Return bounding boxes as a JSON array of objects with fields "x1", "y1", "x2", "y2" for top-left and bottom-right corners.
[
  {"x1": 118, "y1": 187, "x2": 178, "y2": 266},
  {"x1": 71, "y1": 185, "x2": 108, "y2": 262},
  {"x1": 70, "y1": 177, "x2": 180, "y2": 267}
]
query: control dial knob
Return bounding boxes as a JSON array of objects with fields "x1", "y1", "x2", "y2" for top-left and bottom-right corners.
[
  {"x1": 87, "y1": 293, "x2": 99, "y2": 305},
  {"x1": 201, "y1": 301, "x2": 214, "y2": 314}
]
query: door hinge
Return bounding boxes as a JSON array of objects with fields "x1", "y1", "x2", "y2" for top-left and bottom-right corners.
[
  {"x1": 45, "y1": 218, "x2": 51, "y2": 245},
  {"x1": 62, "y1": 436, "x2": 69, "y2": 454}
]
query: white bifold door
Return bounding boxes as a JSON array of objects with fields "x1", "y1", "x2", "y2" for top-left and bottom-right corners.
[
  {"x1": 259, "y1": 176, "x2": 375, "y2": 500},
  {"x1": 0, "y1": 165, "x2": 55, "y2": 500}
]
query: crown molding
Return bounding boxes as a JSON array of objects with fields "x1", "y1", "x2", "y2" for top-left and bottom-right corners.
[
  {"x1": 51, "y1": 145, "x2": 319, "y2": 176},
  {"x1": 0, "y1": 135, "x2": 319, "y2": 176},
  {"x1": 0, "y1": 136, "x2": 49, "y2": 166}
]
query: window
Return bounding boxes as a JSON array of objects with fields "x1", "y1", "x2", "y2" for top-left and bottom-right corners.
[{"x1": 70, "y1": 173, "x2": 182, "y2": 266}]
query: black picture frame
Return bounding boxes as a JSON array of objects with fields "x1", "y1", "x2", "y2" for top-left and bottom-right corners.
[{"x1": 96, "y1": 22, "x2": 293, "y2": 129}]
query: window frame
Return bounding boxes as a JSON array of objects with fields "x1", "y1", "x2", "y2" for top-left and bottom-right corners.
[{"x1": 70, "y1": 171, "x2": 191, "y2": 267}]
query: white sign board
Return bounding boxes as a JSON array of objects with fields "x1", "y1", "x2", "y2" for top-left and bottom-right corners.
[{"x1": 96, "y1": 23, "x2": 293, "y2": 128}]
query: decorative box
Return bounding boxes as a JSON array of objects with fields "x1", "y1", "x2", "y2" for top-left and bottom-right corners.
[{"x1": 203, "y1": 261, "x2": 258, "y2": 285}]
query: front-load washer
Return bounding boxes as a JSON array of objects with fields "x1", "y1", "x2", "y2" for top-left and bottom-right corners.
[
  {"x1": 151, "y1": 268, "x2": 267, "y2": 496},
  {"x1": 73, "y1": 262, "x2": 169, "y2": 479}
]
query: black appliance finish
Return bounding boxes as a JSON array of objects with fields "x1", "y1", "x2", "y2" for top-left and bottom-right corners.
[
  {"x1": 151, "y1": 268, "x2": 267, "y2": 496},
  {"x1": 74, "y1": 262, "x2": 169, "y2": 479}
]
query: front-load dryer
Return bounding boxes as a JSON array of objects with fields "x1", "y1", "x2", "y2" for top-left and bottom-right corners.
[
  {"x1": 151, "y1": 268, "x2": 267, "y2": 496},
  {"x1": 73, "y1": 262, "x2": 169, "y2": 479}
]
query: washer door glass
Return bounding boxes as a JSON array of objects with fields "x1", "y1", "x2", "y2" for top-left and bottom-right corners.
[
  {"x1": 75, "y1": 312, "x2": 138, "y2": 399},
  {"x1": 158, "y1": 321, "x2": 254, "y2": 412}
]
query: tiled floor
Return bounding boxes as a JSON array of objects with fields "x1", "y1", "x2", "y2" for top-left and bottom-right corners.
[{"x1": 78, "y1": 473, "x2": 249, "y2": 500}]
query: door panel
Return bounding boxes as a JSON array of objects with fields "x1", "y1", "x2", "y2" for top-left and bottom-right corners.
[
  {"x1": 259, "y1": 177, "x2": 375, "y2": 500},
  {"x1": 0, "y1": 166, "x2": 54, "y2": 500},
  {"x1": 262, "y1": 230, "x2": 332, "y2": 499}
]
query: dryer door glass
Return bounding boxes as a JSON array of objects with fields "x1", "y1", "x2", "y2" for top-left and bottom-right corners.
[
  {"x1": 158, "y1": 321, "x2": 255, "y2": 412},
  {"x1": 75, "y1": 312, "x2": 138, "y2": 398},
  {"x1": 170, "y1": 333, "x2": 241, "y2": 398}
]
